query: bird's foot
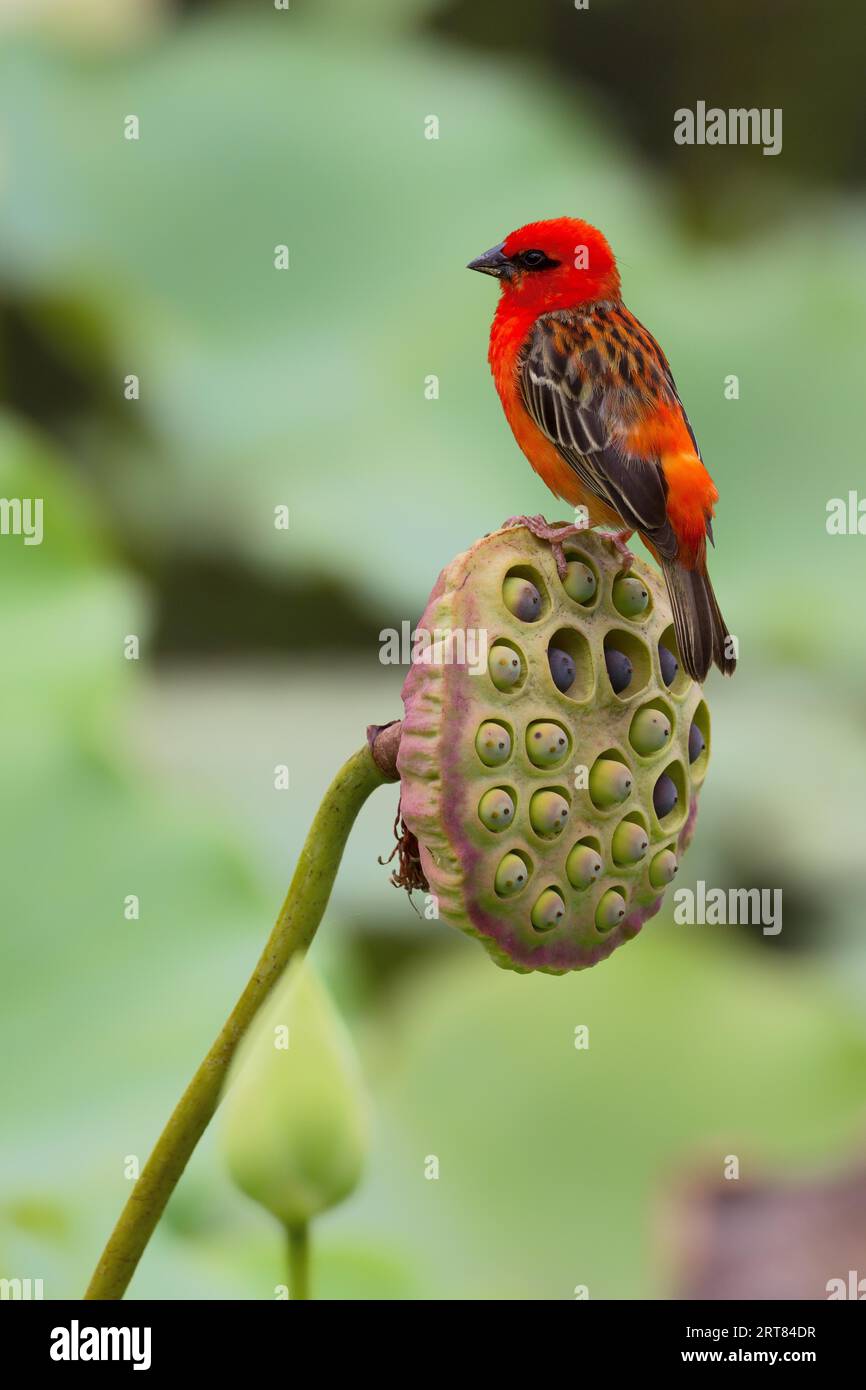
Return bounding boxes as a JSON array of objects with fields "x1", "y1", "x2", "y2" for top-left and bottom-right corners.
[
  {"x1": 501, "y1": 513, "x2": 589, "y2": 579},
  {"x1": 605, "y1": 528, "x2": 636, "y2": 569}
]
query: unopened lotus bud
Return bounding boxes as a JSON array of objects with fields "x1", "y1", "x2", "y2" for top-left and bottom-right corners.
[
  {"x1": 526, "y1": 721, "x2": 569, "y2": 768},
  {"x1": 531, "y1": 888, "x2": 566, "y2": 932},
  {"x1": 529, "y1": 789, "x2": 570, "y2": 839},
  {"x1": 494, "y1": 852, "x2": 529, "y2": 897},
  {"x1": 566, "y1": 842, "x2": 603, "y2": 890},
  {"x1": 629, "y1": 706, "x2": 671, "y2": 756},
  {"x1": 478, "y1": 787, "x2": 515, "y2": 831},
  {"x1": 611, "y1": 820, "x2": 649, "y2": 866},
  {"x1": 489, "y1": 643, "x2": 523, "y2": 690},
  {"x1": 475, "y1": 721, "x2": 512, "y2": 767},
  {"x1": 563, "y1": 559, "x2": 596, "y2": 605},
  {"x1": 397, "y1": 525, "x2": 711, "y2": 972},
  {"x1": 595, "y1": 888, "x2": 627, "y2": 933},
  {"x1": 503, "y1": 575, "x2": 542, "y2": 622},
  {"x1": 589, "y1": 757, "x2": 632, "y2": 809},
  {"x1": 548, "y1": 645, "x2": 575, "y2": 693},
  {"x1": 659, "y1": 644, "x2": 678, "y2": 687},
  {"x1": 649, "y1": 848, "x2": 678, "y2": 887},
  {"x1": 604, "y1": 647, "x2": 633, "y2": 695},
  {"x1": 612, "y1": 575, "x2": 649, "y2": 618},
  {"x1": 688, "y1": 721, "x2": 705, "y2": 763},
  {"x1": 653, "y1": 772, "x2": 678, "y2": 820},
  {"x1": 221, "y1": 960, "x2": 367, "y2": 1228}
]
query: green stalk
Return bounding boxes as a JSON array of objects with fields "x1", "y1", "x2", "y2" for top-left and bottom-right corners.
[
  {"x1": 287, "y1": 1223, "x2": 310, "y2": 1301},
  {"x1": 85, "y1": 731, "x2": 399, "y2": 1300}
]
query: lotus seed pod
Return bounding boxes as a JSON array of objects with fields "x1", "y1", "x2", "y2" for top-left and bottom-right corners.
[
  {"x1": 611, "y1": 820, "x2": 649, "y2": 866},
  {"x1": 688, "y1": 721, "x2": 706, "y2": 763},
  {"x1": 653, "y1": 772, "x2": 678, "y2": 819},
  {"x1": 566, "y1": 842, "x2": 603, "y2": 890},
  {"x1": 531, "y1": 888, "x2": 566, "y2": 931},
  {"x1": 220, "y1": 959, "x2": 368, "y2": 1228},
  {"x1": 659, "y1": 644, "x2": 679, "y2": 687},
  {"x1": 630, "y1": 706, "x2": 672, "y2": 756},
  {"x1": 649, "y1": 848, "x2": 678, "y2": 888},
  {"x1": 589, "y1": 756, "x2": 633, "y2": 809},
  {"x1": 494, "y1": 852, "x2": 529, "y2": 897},
  {"x1": 612, "y1": 575, "x2": 649, "y2": 619},
  {"x1": 526, "y1": 720, "x2": 569, "y2": 768},
  {"x1": 548, "y1": 644, "x2": 575, "y2": 693},
  {"x1": 562, "y1": 559, "x2": 596, "y2": 604},
  {"x1": 605, "y1": 647, "x2": 633, "y2": 695},
  {"x1": 397, "y1": 525, "x2": 710, "y2": 973},
  {"x1": 529, "y1": 789, "x2": 570, "y2": 839},
  {"x1": 595, "y1": 888, "x2": 627, "y2": 933},
  {"x1": 503, "y1": 575, "x2": 542, "y2": 622},
  {"x1": 489, "y1": 643, "x2": 523, "y2": 690},
  {"x1": 475, "y1": 721, "x2": 512, "y2": 767},
  {"x1": 478, "y1": 787, "x2": 515, "y2": 831}
]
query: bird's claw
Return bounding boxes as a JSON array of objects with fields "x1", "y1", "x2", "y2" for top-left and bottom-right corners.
[
  {"x1": 501, "y1": 513, "x2": 589, "y2": 579},
  {"x1": 605, "y1": 528, "x2": 636, "y2": 569}
]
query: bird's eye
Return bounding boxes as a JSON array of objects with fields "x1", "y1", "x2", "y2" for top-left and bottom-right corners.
[{"x1": 516, "y1": 249, "x2": 557, "y2": 271}]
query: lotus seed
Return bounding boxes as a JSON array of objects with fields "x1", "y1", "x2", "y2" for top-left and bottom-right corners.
[
  {"x1": 595, "y1": 888, "x2": 627, "y2": 933},
  {"x1": 659, "y1": 644, "x2": 678, "y2": 687},
  {"x1": 649, "y1": 848, "x2": 678, "y2": 888},
  {"x1": 526, "y1": 721, "x2": 569, "y2": 768},
  {"x1": 502, "y1": 575, "x2": 542, "y2": 622},
  {"x1": 531, "y1": 888, "x2": 566, "y2": 932},
  {"x1": 688, "y1": 721, "x2": 706, "y2": 763},
  {"x1": 563, "y1": 560, "x2": 596, "y2": 605},
  {"x1": 548, "y1": 645, "x2": 576, "y2": 694},
  {"x1": 653, "y1": 772, "x2": 678, "y2": 820},
  {"x1": 489, "y1": 643, "x2": 523, "y2": 691},
  {"x1": 612, "y1": 575, "x2": 649, "y2": 618},
  {"x1": 475, "y1": 721, "x2": 512, "y2": 767},
  {"x1": 478, "y1": 788, "x2": 515, "y2": 831},
  {"x1": 494, "y1": 852, "x2": 529, "y2": 897},
  {"x1": 605, "y1": 647, "x2": 633, "y2": 695},
  {"x1": 589, "y1": 757, "x2": 633, "y2": 809},
  {"x1": 629, "y1": 706, "x2": 672, "y2": 756},
  {"x1": 611, "y1": 820, "x2": 649, "y2": 866},
  {"x1": 529, "y1": 789, "x2": 570, "y2": 839},
  {"x1": 565, "y1": 842, "x2": 603, "y2": 890}
]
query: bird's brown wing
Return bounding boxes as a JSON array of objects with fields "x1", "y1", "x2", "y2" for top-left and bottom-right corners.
[{"x1": 519, "y1": 308, "x2": 679, "y2": 559}]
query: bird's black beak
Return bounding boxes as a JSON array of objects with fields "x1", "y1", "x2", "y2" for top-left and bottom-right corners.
[{"x1": 467, "y1": 242, "x2": 512, "y2": 279}]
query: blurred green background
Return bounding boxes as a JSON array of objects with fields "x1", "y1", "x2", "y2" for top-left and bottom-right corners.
[{"x1": 2, "y1": 0, "x2": 866, "y2": 1300}]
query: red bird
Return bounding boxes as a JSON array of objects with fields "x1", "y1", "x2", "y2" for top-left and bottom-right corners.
[{"x1": 468, "y1": 217, "x2": 735, "y2": 681}]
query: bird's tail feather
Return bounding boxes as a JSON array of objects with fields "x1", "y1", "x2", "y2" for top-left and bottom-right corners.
[{"x1": 660, "y1": 558, "x2": 736, "y2": 683}]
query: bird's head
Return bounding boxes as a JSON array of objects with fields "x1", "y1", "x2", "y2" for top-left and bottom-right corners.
[{"x1": 468, "y1": 217, "x2": 621, "y2": 311}]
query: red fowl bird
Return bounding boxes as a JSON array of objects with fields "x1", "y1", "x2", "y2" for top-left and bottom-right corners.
[{"x1": 469, "y1": 217, "x2": 735, "y2": 681}]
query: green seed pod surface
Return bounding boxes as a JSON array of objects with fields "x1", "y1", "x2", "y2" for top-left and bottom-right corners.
[
  {"x1": 220, "y1": 959, "x2": 368, "y2": 1227},
  {"x1": 397, "y1": 526, "x2": 709, "y2": 974}
]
